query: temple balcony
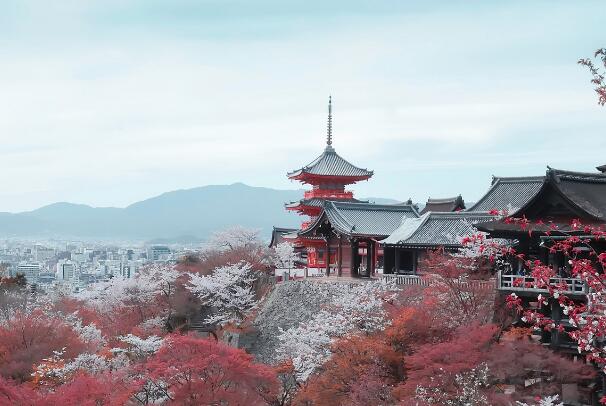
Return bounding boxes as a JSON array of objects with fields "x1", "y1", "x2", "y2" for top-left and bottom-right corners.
[
  {"x1": 497, "y1": 270, "x2": 587, "y2": 297},
  {"x1": 381, "y1": 273, "x2": 495, "y2": 290},
  {"x1": 304, "y1": 190, "x2": 354, "y2": 200}
]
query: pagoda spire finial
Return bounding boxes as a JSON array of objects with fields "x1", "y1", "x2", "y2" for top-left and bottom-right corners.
[{"x1": 326, "y1": 95, "x2": 333, "y2": 147}]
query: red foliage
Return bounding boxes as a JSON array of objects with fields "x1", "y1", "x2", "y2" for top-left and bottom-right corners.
[
  {"x1": 294, "y1": 335, "x2": 402, "y2": 406},
  {"x1": 40, "y1": 373, "x2": 136, "y2": 406},
  {"x1": 395, "y1": 324, "x2": 498, "y2": 401},
  {"x1": 385, "y1": 305, "x2": 453, "y2": 353},
  {"x1": 0, "y1": 310, "x2": 87, "y2": 382},
  {"x1": 140, "y1": 334, "x2": 278, "y2": 405},
  {"x1": 0, "y1": 377, "x2": 38, "y2": 406}
]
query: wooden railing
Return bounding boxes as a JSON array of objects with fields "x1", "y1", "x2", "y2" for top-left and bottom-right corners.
[
  {"x1": 380, "y1": 274, "x2": 432, "y2": 287},
  {"x1": 381, "y1": 273, "x2": 495, "y2": 290},
  {"x1": 497, "y1": 271, "x2": 587, "y2": 295}
]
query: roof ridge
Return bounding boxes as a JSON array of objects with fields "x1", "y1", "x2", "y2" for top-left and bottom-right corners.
[
  {"x1": 426, "y1": 196, "x2": 462, "y2": 203},
  {"x1": 548, "y1": 168, "x2": 606, "y2": 182},
  {"x1": 492, "y1": 176, "x2": 545, "y2": 183},
  {"x1": 427, "y1": 211, "x2": 496, "y2": 218}
]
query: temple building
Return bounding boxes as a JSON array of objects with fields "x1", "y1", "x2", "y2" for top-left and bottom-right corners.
[
  {"x1": 477, "y1": 167, "x2": 606, "y2": 353},
  {"x1": 282, "y1": 97, "x2": 418, "y2": 276},
  {"x1": 297, "y1": 201, "x2": 418, "y2": 276}
]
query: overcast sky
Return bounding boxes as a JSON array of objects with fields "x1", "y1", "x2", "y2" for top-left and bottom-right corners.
[{"x1": 0, "y1": 1, "x2": 604, "y2": 212}]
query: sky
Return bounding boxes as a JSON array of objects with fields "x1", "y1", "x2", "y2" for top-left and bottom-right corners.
[{"x1": 0, "y1": 0, "x2": 605, "y2": 212}]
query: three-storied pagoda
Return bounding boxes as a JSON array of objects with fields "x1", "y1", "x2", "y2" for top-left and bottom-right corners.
[{"x1": 285, "y1": 97, "x2": 374, "y2": 269}]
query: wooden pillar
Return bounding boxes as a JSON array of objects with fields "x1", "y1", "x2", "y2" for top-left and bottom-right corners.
[
  {"x1": 370, "y1": 240, "x2": 376, "y2": 276},
  {"x1": 412, "y1": 251, "x2": 418, "y2": 275},
  {"x1": 365, "y1": 240, "x2": 372, "y2": 278},
  {"x1": 351, "y1": 239, "x2": 358, "y2": 277},
  {"x1": 325, "y1": 238, "x2": 330, "y2": 277},
  {"x1": 337, "y1": 236, "x2": 343, "y2": 277}
]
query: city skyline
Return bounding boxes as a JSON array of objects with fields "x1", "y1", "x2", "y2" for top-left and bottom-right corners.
[{"x1": 1, "y1": 0, "x2": 605, "y2": 212}]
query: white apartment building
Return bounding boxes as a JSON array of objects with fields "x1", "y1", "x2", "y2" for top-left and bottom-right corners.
[
  {"x1": 35, "y1": 246, "x2": 55, "y2": 262},
  {"x1": 16, "y1": 262, "x2": 41, "y2": 284},
  {"x1": 56, "y1": 260, "x2": 76, "y2": 281},
  {"x1": 147, "y1": 246, "x2": 171, "y2": 261}
]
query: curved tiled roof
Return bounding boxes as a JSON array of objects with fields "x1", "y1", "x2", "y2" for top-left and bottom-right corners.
[
  {"x1": 287, "y1": 146, "x2": 373, "y2": 181},
  {"x1": 467, "y1": 176, "x2": 544, "y2": 213},
  {"x1": 382, "y1": 211, "x2": 497, "y2": 247},
  {"x1": 420, "y1": 195, "x2": 465, "y2": 214},
  {"x1": 547, "y1": 168, "x2": 606, "y2": 220},
  {"x1": 269, "y1": 226, "x2": 298, "y2": 247},
  {"x1": 301, "y1": 201, "x2": 419, "y2": 237}
]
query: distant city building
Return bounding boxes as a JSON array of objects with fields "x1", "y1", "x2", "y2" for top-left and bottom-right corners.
[
  {"x1": 35, "y1": 245, "x2": 55, "y2": 262},
  {"x1": 147, "y1": 246, "x2": 171, "y2": 261},
  {"x1": 56, "y1": 260, "x2": 76, "y2": 281},
  {"x1": 16, "y1": 262, "x2": 41, "y2": 284}
]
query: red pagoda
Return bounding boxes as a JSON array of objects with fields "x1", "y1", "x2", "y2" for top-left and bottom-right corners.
[{"x1": 285, "y1": 97, "x2": 373, "y2": 269}]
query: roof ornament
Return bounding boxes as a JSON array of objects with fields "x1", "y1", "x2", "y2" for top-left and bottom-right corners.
[{"x1": 326, "y1": 95, "x2": 334, "y2": 150}]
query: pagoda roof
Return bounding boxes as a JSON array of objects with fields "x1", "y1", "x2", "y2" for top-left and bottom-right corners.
[
  {"x1": 287, "y1": 146, "x2": 373, "y2": 181},
  {"x1": 420, "y1": 195, "x2": 465, "y2": 214},
  {"x1": 300, "y1": 201, "x2": 419, "y2": 238},
  {"x1": 382, "y1": 211, "x2": 497, "y2": 248},
  {"x1": 466, "y1": 175, "x2": 544, "y2": 213}
]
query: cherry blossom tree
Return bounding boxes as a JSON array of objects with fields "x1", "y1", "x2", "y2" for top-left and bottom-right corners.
[
  {"x1": 111, "y1": 334, "x2": 164, "y2": 360},
  {"x1": 579, "y1": 48, "x2": 606, "y2": 106},
  {"x1": 209, "y1": 226, "x2": 262, "y2": 251},
  {"x1": 186, "y1": 261, "x2": 258, "y2": 326},
  {"x1": 277, "y1": 281, "x2": 396, "y2": 381},
  {"x1": 517, "y1": 395, "x2": 564, "y2": 406},
  {"x1": 75, "y1": 264, "x2": 183, "y2": 334},
  {"x1": 501, "y1": 219, "x2": 606, "y2": 402},
  {"x1": 273, "y1": 242, "x2": 299, "y2": 273}
]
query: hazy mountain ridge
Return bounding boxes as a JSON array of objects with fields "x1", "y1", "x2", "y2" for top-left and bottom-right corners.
[{"x1": 0, "y1": 183, "x2": 400, "y2": 241}]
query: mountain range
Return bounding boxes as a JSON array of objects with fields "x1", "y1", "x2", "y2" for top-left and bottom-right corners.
[{"x1": 0, "y1": 183, "x2": 399, "y2": 242}]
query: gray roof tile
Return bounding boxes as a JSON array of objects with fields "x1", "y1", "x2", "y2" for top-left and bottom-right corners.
[
  {"x1": 302, "y1": 201, "x2": 419, "y2": 237},
  {"x1": 467, "y1": 176, "x2": 544, "y2": 213},
  {"x1": 383, "y1": 211, "x2": 497, "y2": 247},
  {"x1": 287, "y1": 146, "x2": 373, "y2": 179}
]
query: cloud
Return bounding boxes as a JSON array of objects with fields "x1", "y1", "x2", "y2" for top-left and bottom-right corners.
[{"x1": 0, "y1": 1, "x2": 604, "y2": 211}]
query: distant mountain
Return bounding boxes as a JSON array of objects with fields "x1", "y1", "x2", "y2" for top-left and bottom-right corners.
[{"x1": 0, "y1": 183, "x2": 400, "y2": 241}]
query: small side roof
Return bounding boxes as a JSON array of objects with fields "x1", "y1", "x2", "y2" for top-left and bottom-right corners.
[
  {"x1": 466, "y1": 176, "x2": 544, "y2": 213},
  {"x1": 420, "y1": 195, "x2": 465, "y2": 214},
  {"x1": 269, "y1": 226, "x2": 299, "y2": 248},
  {"x1": 382, "y1": 211, "x2": 497, "y2": 247}
]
